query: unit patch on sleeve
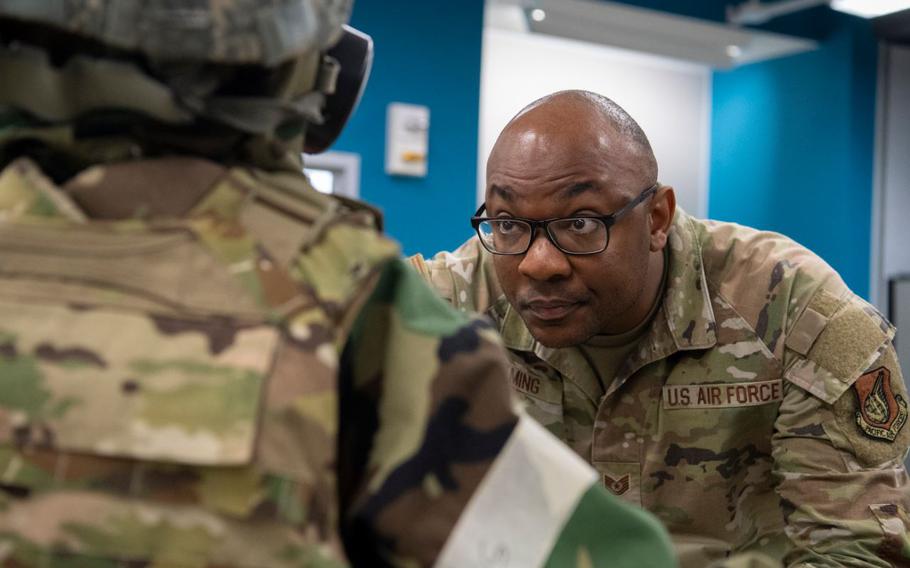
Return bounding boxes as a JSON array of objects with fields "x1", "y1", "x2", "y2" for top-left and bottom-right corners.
[{"x1": 854, "y1": 367, "x2": 908, "y2": 442}]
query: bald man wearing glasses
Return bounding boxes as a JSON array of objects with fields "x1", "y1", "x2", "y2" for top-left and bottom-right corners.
[{"x1": 411, "y1": 90, "x2": 910, "y2": 568}]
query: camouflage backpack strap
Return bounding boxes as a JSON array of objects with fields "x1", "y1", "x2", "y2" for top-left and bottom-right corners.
[
  {"x1": 183, "y1": 165, "x2": 398, "y2": 555},
  {"x1": 332, "y1": 193, "x2": 384, "y2": 233},
  {"x1": 244, "y1": 167, "x2": 399, "y2": 342}
]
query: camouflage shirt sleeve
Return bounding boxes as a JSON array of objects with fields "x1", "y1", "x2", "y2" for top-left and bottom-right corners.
[
  {"x1": 408, "y1": 236, "x2": 502, "y2": 314},
  {"x1": 776, "y1": 290, "x2": 910, "y2": 566},
  {"x1": 337, "y1": 257, "x2": 677, "y2": 568}
]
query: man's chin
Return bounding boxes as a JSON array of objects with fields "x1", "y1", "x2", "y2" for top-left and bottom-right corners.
[{"x1": 525, "y1": 323, "x2": 590, "y2": 349}]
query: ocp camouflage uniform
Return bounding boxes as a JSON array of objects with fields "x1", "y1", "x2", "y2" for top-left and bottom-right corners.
[
  {"x1": 412, "y1": 208, "x2": 910, "y2": 567},
  {"x1": 0, "y1": 2, "x2": 677, "y2": 566}
]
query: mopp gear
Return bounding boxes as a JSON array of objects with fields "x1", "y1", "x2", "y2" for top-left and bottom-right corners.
[{"x1": 0, "y1": 1, "x2": 676, "y2": 567}]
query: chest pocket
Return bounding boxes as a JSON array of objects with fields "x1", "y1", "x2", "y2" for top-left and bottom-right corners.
[{"x1": 0, "y1": 221, "x2": 337, "y2": 566}]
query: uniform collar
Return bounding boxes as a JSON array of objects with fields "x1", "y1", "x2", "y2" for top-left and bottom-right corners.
[{"x1": 662, "y1": 209, "x2": 717, "y2": 351}]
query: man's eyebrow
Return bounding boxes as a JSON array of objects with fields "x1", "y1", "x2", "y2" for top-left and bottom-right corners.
[
  {"x1": 560, "y1": 182, "x2": 598, "y2": 199},
  {"x1": 489, "y1": 184, "x2": 515, "y2": 202}
]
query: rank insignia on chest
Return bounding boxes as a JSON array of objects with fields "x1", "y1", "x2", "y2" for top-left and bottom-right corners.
[
  {"x1": 854, "y1": 367, "x2": 908, "y2": 442},
  {"x1": 603, "y1": 473, "x2": 631, "y2": 496}
]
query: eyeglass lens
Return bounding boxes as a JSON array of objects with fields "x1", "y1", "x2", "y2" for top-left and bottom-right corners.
[{"x1": 478, "y1": 218, "x2": 608, "y2": 254}]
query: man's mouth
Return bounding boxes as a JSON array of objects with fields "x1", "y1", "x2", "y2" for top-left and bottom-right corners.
[{"x1": 522, "y1": 298, "x2": 584, "y2": 322}]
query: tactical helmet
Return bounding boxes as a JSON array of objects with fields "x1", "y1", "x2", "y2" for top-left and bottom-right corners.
[{"x1": 0, "y1": 0, "x2": 372, "y2": 152}]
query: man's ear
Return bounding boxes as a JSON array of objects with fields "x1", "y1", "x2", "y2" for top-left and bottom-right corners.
[{"x1": 648, "y1": 185, "x2": 676, "y2": 252}]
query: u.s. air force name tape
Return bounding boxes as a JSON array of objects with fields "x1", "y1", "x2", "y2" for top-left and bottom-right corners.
[{"x1": 663, "y1": 379, "x2": 783, "y2": 410}]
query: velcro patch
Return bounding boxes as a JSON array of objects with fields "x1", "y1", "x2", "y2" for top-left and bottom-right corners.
[
  {"x1": 854, "y1": 367, "x2": 908, "y2": 442},
  {"x1": 784, "y1": 306, "x2": 828, "y2": 355},
  {"x1": 784, "y1": 294, "x2": 894, "y2": 405},
  {"x1": 663, "y1": 380, "x2": 783, "y2": 409}
]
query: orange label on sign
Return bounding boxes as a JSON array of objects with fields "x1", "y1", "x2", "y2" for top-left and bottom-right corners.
[{"x1": 662, "y1": 380, "x2": 783, "y2": 409}]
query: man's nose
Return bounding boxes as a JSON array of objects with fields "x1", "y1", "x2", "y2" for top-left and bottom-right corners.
[{"x1": 518, "y1": 231, "x2": 572, "y2": 281}]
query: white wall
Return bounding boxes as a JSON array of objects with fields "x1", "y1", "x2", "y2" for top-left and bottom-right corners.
[{"x1": 478, "y1": 27, "x2": 711, "y2": 217}]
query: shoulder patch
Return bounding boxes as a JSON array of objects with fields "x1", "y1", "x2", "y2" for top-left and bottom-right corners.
[
  {"x1": 853, "y1": 367, "x2": 908, "y2": 442},
  {"x1": 831, "y1": 344, "x2": 910, "y2": 466},
  {"x1": 785, "y1": 292, "x2": 894, "y2": 404}
]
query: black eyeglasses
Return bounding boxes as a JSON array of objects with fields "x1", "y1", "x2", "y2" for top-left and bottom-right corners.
[{"x1": 471, "y1": 183, "x2": 658, "y2": 255}]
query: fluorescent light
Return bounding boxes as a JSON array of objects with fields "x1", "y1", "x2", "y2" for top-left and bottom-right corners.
[
  {"x1": 530, "y1": 8, "x2": 547, "y2": 22},
  {"x1": 831, "y1": 0, "x2": 910, "y2": 18}
]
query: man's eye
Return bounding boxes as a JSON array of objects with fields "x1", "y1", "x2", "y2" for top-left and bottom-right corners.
[
  {"x1": 496, "y1": 220, "x2": 518, "y2": 234},
  {"x1": 569, "y1": 219, "x2": 598, "y2": 234}
]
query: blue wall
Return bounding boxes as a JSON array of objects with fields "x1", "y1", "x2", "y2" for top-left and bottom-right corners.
[
  {"x1": 332, "y1": 0, "x2": 485, "y2": 256},
  {"x1": 709, "y1": 14, "x2": 878, "y2": 297}
]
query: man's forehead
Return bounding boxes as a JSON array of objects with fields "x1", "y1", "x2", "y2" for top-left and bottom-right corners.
[
  {"x1": 489, "y1": 117, "x2": 633, "y2": 177},
  {"x1": 494, "y1": 114, "x2": 615, "y2": 151},
  {"x1": 487, "y1": 181, "x2": 601, "y2": 203},
  {"x1": 485, "y1": 136, "x2": 643, "y2": 201}
]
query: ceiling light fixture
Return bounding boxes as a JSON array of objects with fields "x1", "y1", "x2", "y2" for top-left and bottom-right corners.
[
  {"x1": 530, "y1": 8, "x2": 547, "y2": 22},
  {"x1": 830, "y1": 0, "x2": 910, "y2": 18},
  {"x1": 509, "y1": 0, "x2": 817, "y2": 69}
]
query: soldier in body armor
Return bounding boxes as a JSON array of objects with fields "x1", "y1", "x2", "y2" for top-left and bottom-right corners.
[{"x1": 0, "y1": 2, "x2": 676, "y2": 567}]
